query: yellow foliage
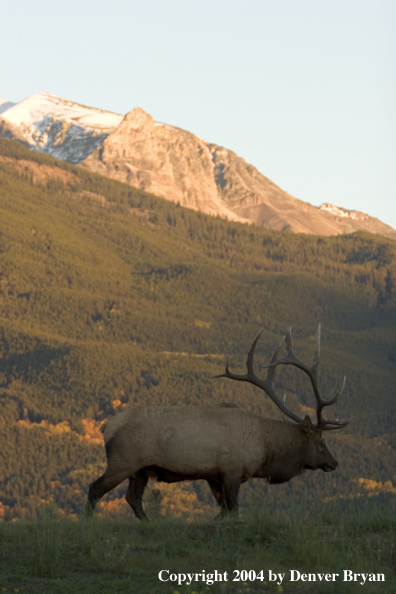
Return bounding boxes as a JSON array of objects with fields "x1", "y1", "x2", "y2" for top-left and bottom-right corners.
[
  {"x1": 17, "y1": 417, "x2": 105, "y2": 445},
  {"x1": 0, "y1": 501, "x2": 9, "y2": 520},
  {"x1": 96, "y1": 482, "x2": 216, "y2": 520},
  {"x1": 50, "y1": 421, "x2": 71, "y2": 434},
  {"x1": 98, "y1": 497, "x2": 130, "y2": 518},
  {"x1": 80, "y1": 418, "x2": 103, "y2": 444},
  {"x1": 17, "y1": 419, "x2": 71, "y2": 434},
  {"x1": 194, "y1": 319, "x2": 211, "y2": 329},
  {"x1": 357, "y1": 478, "x2": 396, "y2": 494},
  {"x1": 151, "y1": 483, "x2": 215, "y2": 519},
  {"x1": 111, "y1": 399, "x2": 127, "y2": 412},
  {"x1": 300, "y1": 404, "x2": 316, "y2": 417}
]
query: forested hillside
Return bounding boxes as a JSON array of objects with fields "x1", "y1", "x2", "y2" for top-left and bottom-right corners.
[{"x1": 0, "y1": 138, "x2": 395, "y2": 520}]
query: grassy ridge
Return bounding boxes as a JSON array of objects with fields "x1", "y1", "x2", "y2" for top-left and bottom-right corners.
[{"x1": 0, "y1": 496, "x2": 395, "y2": 593}]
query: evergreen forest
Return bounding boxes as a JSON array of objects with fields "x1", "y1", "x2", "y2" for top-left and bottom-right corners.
[{"x1": 0, "y1": 138, "x2": 395, "y2": 521}]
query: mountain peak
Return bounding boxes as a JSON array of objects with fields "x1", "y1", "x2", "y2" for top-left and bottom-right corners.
[
  {"x1": 123, "y1": 108, "x2": 154, "y2": 129},
  {"x1": 1, "y1": 92, "x2": 123, "y2": 164},
  {"x1": 1, "y1": 92, "x2": 395, "y2": 239}
]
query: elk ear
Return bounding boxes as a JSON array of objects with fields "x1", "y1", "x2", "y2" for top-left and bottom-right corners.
[{"x1": 301, "y1": 415, "x2": 314, "y2": 434}]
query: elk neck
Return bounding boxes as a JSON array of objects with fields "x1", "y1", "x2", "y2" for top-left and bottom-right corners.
[{"x1": 255, "y1": 419, "x2": 308, "y2": 484}]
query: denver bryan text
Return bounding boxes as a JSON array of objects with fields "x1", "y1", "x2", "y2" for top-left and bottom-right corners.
[{"x1": 289, "y1": 570, "x2": 385, "y2": 585}]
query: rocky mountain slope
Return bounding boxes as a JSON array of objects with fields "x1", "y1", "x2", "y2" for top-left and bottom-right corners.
[
  {"x1": 0, "y1": 93, "x2": 123, "y2": 164},
  {"x1": 1, "y1": 92, "x2": 395, "y2": 239}
]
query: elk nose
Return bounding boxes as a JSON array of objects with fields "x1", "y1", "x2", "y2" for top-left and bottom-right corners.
[{"x1": 323, "y1": 458, "x2": 337, "y2": 472}]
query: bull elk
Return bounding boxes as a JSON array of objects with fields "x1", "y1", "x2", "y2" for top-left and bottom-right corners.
[{"x1": 86, "y1": 324, "x2": 347, "y2": 520}]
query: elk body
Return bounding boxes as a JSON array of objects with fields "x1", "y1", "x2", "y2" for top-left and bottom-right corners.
[{"x1": 86, "y1": 325, "x2": 347, "y2": 520}]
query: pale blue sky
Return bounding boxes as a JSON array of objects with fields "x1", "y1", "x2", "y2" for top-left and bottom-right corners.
[{"x1": 2, "y1": 0, "x2": 395, "y2": 230}]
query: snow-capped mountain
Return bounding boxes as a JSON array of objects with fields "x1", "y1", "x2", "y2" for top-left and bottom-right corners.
[
  {"x1": 1, "y1": 93, "x2": 123, "y2": 164},
  {"x1": 1, "y1": 92, "x2": 395, "y2": 239}
]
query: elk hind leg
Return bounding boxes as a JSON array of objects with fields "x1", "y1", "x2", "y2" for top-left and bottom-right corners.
[
  {"x1": 126, "y1": 470, "x2": 149, "y2": 521},
  {"x1": 86, "y1": 468, "x2": 130, "y2": 515}
]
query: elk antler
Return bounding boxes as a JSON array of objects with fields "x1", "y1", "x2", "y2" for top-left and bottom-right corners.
[
  {"x1": 214, "y1": 329, "x2": 304, "y2": 424},
  {"x1": 215, "y1": 325, "x2": 348, "y2": 431}
]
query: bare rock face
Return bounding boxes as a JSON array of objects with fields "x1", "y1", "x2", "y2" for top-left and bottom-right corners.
[
  {"x1": 208, "y1": 145, "x2": 346, "y2": 235},
  {"x1": 82, "y1": 108, "x2": 246, "y2": 222},
  {"x1": 2, "y1": 93, "x2": 395, "y2": 239},
  {"x1": 81, "y1": 108, "x2": 396, "y2": 238}
]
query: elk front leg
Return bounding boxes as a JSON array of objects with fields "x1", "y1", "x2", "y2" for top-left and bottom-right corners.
[
  {"x1": 221, "y1": 475, "x2": 241, "y2": 515},
  {"x1": 125, "y1": 471, "x2": 149, "y2": 521},
  {"x1": 207, "y1": 479, "x2": 228, "y2": 517}
]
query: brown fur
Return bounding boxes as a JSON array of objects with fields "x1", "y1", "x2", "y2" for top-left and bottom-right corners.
[{"x1": 86, "y1": 405, "x2": 337, "y2": 520}]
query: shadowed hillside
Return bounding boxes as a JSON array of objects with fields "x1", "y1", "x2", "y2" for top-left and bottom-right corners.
[{"x1": 0, "y1": 138, "x2": 395, "y2": 520}]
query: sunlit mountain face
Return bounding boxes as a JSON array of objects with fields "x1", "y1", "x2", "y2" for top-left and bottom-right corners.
[{"x1": 1, "y1": 92, "x2": 395, "y2": 239}]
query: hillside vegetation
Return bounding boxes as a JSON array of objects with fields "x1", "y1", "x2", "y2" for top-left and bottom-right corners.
[{"x1": 0, "y1": 138, "x2": 395, "y2": 520}]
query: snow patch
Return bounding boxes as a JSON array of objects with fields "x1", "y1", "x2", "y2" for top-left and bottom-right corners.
[
  {"x1": 1, "y1": 92, "x2": 124, "y2": 163},
  {"x1": 2, "y1": 92, "x2": 123, "y2": 137},
  {"x1": 319, "y1": 202, "x2": 366, "y2": 221}
]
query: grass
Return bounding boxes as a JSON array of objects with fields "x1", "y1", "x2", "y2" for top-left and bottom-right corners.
[{"x1": 0, "y1": 497, "x2": 394, "y2": 593}]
